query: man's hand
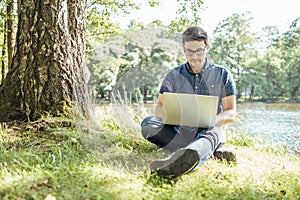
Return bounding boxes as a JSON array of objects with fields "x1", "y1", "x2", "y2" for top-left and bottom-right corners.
[
  {"x1": 215, "y1": 95, "x2": 236, "y2": 126},
  {"x1": 154, "y1": 93, "x2": 164, "y2": 117}
]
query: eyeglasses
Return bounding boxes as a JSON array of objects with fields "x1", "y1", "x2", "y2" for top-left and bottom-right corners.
[{"x1": 184, "y1": 47, "x2": 206, "y2": 56}]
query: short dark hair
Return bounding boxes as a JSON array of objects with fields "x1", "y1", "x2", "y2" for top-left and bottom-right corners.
[{"x1": 182, "y1": 26, "x2": 208, "y2": 45}]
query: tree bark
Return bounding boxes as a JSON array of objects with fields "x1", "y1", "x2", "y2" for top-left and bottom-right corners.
[
  {"x1": 0, "y1": 0, "x2": 91, "y2": 122},
  {"x1": 1, "y1": 21, "x2": 6, "y2": 84},
  {"x1": 7, "y1": 0, "x2": 14, "y2": 69}
]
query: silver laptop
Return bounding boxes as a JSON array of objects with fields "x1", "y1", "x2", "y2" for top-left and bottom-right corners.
[{"x1": 162, "y1": 92, "x2": 219, "y2": 128}]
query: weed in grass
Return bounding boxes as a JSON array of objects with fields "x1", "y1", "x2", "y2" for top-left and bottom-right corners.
[{"x1": 142, "y1": 173, "x2": 179, "y2": 200}]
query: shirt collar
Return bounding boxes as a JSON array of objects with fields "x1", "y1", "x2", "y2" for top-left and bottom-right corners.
[{"x1": 185, "y1": 58, "x2": 210, "y2": 75}]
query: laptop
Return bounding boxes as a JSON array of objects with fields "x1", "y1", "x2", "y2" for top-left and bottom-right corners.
[{"x1": 162, "y1": 92, "x2": 219, "y2": 128}]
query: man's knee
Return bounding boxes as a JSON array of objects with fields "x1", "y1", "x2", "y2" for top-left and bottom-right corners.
[
  {"x1": 195, "y1": 127, "x2": 226, "y2": 151},
  {"x1": 141, "y1": 116, "x2": 163, "y2": 139}
]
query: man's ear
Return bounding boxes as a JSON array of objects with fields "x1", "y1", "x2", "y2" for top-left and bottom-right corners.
[{"x1": 206, "y1": 43, "x2": 211, "y2": 52}]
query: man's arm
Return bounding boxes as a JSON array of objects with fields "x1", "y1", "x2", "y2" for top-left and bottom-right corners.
[
  {"x1": 154, "y1": 93, "x2": 163, "y2": 118},
  {"x1": 215, "y1": 95, "x2": 236, "y2": 126}
]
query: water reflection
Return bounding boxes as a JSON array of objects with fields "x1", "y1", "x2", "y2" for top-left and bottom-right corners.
[{"x1": 237, "y1": 103, "x2": 300, "y2": 154}]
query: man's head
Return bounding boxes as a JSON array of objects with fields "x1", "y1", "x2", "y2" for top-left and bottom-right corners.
[
  {"x1": 182, "y1": 26, "x2": 210, "y2": 73},
  {"x1": 182, "y1": 26, "x2": 208, "y2": 46}
]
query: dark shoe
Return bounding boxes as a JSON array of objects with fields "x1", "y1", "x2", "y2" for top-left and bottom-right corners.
[
  {"x1": 213, "y1": 148, "x2": 237, "y2": 164},
  {"x1": 150, "y1": 149, "x2": 200, "y2": 178}
]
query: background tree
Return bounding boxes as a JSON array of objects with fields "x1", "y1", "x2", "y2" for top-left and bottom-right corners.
[
  {"x1": 0, "y1": 0, "x2": 16, "y2": 83},
  {"x1": 87, "y1": 26, "x2": 184, "y2": 102},
  {"x1": 168, "y1": 0, "x2": 205, "y2": 34},
  {"x1": 0, "y1": 1, "x2": 6, "y2": 83},
  {"x1": 255, "y1": 48, "x2": 284, "y2": 99},
  {"x1": 0, "y1": 0, "x2": 90, "y2": 122},
  {"x1": 85, "y1": 0, "x2": 140, "y2": 42},
  {"x1": 244, "y1": 17, "x2": 300, "y2": 100},
  {"x1": 114, "y1": 28, "x2": 184, "y2": 102},
  {"x1": 6, "y1": 0, "x2": 14, "y2": 69},
  {"x1": 278, "y1": 17, "x2": 300, "y2": 99},
  {"x1": 210, "y1": 12, "x2": 257, "y2": 98}
]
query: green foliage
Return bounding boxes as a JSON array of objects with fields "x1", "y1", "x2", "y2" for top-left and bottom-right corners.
[
  {"x1": 277, "y1": 17, "x2": 300, "y2": 99},
  {"x1": 209, "y1": 12, "x2": 300, "y2": 101},
  {"x1": 250, "y1": 17, "x2": 300, "y2": 100},
  {"x1": 86, "y1": 26, "x2": 184, "y2": 101},
  {"x1": 168, "y1": 0, "x2": 205, "y2": 34},
  {"x1": 85, "y1": 0, "x2": 160, "y2": 42},
  {"x1": 101, "y1": 116, "x2": 157, "y2": 153},
  {"x1": 86, "y1": 0, "x2": 139, "y2": 42},
  {"x1": 95, "y1": 102, "x2": 158, "y2": 153},
  {"x1": 238, "y1": 46, "x2": 286, "y2": 99},
  {"x1": 227, "y1": 129, "x2": 255, "y2": 147},
  {"x1": 210, "y1": 12, "x2": 257, "y2": 97}
]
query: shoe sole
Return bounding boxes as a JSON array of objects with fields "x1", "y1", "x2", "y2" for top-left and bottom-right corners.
[{"x1": 150, "y1": 149, "x2": 199, "y2": 178}]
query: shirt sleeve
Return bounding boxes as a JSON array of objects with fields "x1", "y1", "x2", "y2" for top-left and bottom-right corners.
[
  {"x1": 223, "y1": 69, "x2": 236, "y2": 97},
  {"x1": 159, "y1": 72, "x2": 174, "y2": 94}
]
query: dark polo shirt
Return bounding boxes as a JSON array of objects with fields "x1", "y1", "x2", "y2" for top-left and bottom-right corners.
[{"x1": 159, "y1": 59, "x2": 236, "y2": 114}]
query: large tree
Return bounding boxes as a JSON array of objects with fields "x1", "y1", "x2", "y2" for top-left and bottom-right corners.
[
  {"x1": 0, "y1": 0, "x2": 91, "y2": 122},
  {"x1": 279, "y1": 17, "x2": 300, "y2": 99},
  {"x1": 210, "y1": 12, "x2": 257, "y2": 98}
]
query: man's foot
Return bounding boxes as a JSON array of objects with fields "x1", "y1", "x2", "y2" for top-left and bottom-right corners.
[
  {"x1": 150, "y1": 148, "x2": 200, "y2": 178},
  {"x1": 213, "y1": 148, "x2": 237, "y2": 164}
]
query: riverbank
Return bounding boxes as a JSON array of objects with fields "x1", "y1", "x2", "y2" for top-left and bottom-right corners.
[
  {"x1": 237, "y1": 96, "x2": 300, "y2": 103},
  {"x1": 0, "y1": 117, "x2": 299, "y2": 199}
]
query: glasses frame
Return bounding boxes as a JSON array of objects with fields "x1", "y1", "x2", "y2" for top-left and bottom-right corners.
[{"x1": 184, "y1": 46, "x2": 207, "y2": 56}]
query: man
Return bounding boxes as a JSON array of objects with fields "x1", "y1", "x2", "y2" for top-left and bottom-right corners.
[{"x1": 141, "y1": 26, "x2": 237, "y2": 178}]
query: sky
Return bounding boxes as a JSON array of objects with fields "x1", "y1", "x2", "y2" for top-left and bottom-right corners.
[{"x1": 118, "y1": 0, "x2": 300, "y2": 36}]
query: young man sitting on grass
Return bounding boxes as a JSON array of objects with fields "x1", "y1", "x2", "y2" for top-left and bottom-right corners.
[{"x1": 141, "y1": 26, "x2": 237, "y2": 178}]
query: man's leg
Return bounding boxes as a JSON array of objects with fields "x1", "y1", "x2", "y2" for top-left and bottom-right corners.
[
  {"x1": 141, "y1": 116, "x2": 200, "y2": 177},
  {"x1": 191, "y1": 127, "x2": 237, "y2": 164},
  {"x1": 141, "y1": 116, "x2": 193, "y2": 152},
  {"x1": 149, "y1": 127, "x2": 226, "y2": 177},
  {"x1": 149, "y1": 148, "x2": 200, "y2": 178},
  {"x1": 186, "y1": 126, "x2": 226, "y2": 169}
]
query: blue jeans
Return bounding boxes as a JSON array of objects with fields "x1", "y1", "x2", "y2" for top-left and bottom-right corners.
[{"x1": 141, "y1": 116, "x2": 226, "y2": 168}]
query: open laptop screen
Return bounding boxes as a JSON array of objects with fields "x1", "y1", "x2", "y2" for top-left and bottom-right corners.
[{"x1": 162, "y1": 92, "x2": 219, "y2": 128}]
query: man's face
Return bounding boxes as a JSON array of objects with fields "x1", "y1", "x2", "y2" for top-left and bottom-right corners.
[{"x1": 183, "y1": 40, "x2": 208, "y2": 71}]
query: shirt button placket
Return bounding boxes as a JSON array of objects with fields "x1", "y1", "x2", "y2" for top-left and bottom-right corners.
[{"x1": 195, "y1": 74, "x2": 200, "y2": 92}]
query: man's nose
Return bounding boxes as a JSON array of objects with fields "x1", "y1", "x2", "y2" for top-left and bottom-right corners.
[{"x1": 192, "y1": 53, "x2": 198, "y2": 59}]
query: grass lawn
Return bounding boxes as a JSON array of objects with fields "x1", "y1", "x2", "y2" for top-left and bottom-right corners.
[{"x1": 0, "y1": 104, "x2": 299, "y2": 200}]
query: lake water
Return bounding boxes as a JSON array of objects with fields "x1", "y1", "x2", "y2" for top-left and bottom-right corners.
[{"x1": 236, "y1": 103, "x2": 300, "y2": 154}]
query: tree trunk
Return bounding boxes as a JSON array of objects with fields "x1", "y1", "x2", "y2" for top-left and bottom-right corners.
[
  {"x1": 1, "y1": 21, "x2": 6, "y2": 84},
  {"x1": 7, "y1": 0, "x2": 14, "y2": 69},
  {"x1": 0, "y1": 0, "x2": 91, "y2": 122}
]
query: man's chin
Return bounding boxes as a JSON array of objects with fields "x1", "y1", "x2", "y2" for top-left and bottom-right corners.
[{"x1": 190, "y1": 61, "x2": 202, "y2": 68}]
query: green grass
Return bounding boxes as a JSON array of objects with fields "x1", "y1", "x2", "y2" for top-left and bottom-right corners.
[{"x1": 0, "y1": 105, "x2": 299, "y2": 200}]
